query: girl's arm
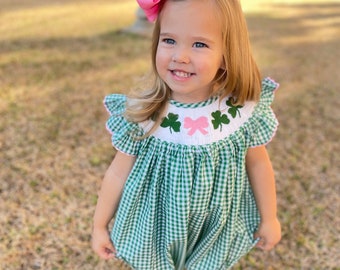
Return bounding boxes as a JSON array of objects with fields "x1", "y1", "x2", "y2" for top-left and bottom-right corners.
[
  {"x1": 246, "y1": 146, "x2": 281, "y2": 251},
  {"x1": 92, "y1": 151, "x2": 136, "y2": 259}
]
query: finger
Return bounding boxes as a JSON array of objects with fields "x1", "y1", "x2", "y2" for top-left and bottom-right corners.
[
  {"x1": 262, "y1": 243, "x2": 274, "y2": 251},
  {"x1": 253, "y1": 232, "x2": 261, "y2": 243},
  {"x1": 255, "y1": 238, "x2": 266, "y2": 249},
  {"x1": 105, "y1": 241, "x2": 116, "y2": 251},
  {"x1": 258, "y1": 240, "x2": 275, "y2": 251},
  {"x1": 105, "y1": 242, "x2": 117, "y2": 256},
  {"x1": 99, "y1": 247, "x2": 116, "y2": 260},
  {"x1": 255, "y1": 242, "x2": 264, "y2": 249},
  {"x1": 95, "y1": 242, "x2": 115, "y2": 259}
]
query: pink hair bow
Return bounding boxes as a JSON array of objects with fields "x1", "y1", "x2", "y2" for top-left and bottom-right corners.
[{"x1": 137, "y1": 0, "x2": 162, "y2": 22}]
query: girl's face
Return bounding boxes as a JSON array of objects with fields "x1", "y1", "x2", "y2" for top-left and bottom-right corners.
[{"x1": 155, "y1": 0, "x2": 224, "y2": 103}]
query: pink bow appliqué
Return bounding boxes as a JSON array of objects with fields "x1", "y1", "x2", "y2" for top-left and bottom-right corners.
[
  {"x1": 184, "y1": 116, "x2": 209, "y2": 136},
  {"x1": 137, "y1": 0, "x2": 162, "y2": 22}
]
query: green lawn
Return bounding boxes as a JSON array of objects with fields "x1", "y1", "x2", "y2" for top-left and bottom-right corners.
[{"x1": 1, "y1": 0, "x2": 339, "y2": 269}]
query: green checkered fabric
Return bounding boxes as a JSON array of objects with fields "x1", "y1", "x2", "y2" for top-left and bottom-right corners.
[{"x1": 104, "y1": 78, "x2": 279, "y2": 269}]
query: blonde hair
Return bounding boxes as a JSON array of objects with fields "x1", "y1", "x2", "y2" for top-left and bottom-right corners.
[{"x1": 126, "y1": 0, "x2": 261, "y2": 129}]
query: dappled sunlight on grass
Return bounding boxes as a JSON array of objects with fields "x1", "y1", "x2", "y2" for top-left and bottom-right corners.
[
  {"x1": 242, "y1": 0, "x2": 340, "y2": 10},
  {"x1": 0, "y1": 0, "x2": 137, "y2": 40},
  {"x1": 0, "y1": 33, "x2": 150, "y2": 108},
  {"x1": 267, "y1": 4, "x2": 339, "y2": 44}
]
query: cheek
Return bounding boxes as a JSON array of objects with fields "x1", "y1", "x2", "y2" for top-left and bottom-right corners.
[
  {"x1": 209, "y1": 57, "x2": 225, "y2": 75},
  {"x1": 196, "y1": 59, "x2": 220, "y2": 76},
  {"x1": 155, "y1": 50, "x2": 169, "y2": 75}
]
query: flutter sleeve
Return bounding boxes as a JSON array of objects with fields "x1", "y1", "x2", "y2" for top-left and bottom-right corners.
[
  {"x1": 104, "y1": 94, "x2": 143, "y2": 156},
  {"x1": 247, "y1": 77, "x2": 279, "y2": 148}
]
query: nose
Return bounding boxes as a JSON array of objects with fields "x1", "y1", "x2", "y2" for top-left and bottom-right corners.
[{"x1": 172, "y1": 46, "x2": 190, "y2": 64}]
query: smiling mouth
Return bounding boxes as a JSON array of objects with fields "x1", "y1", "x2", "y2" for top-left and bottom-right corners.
[{"x1": 171, "y1": 70, "x2": 193, "y2": 78}]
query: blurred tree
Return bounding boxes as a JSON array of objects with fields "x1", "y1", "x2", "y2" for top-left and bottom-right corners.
[{"x1": 123, "y1": 7, "x2": 153, "y2": 36}]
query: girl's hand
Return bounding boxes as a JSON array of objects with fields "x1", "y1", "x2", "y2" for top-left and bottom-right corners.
[
  {"x1": 254, "y1": 218, "x2": 281, "y2": 251},
  {"x1": 91, "y1": 228, "x2": 116, "y2": 260}
]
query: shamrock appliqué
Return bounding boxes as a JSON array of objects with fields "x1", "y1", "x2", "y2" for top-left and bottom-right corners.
[
  {"x1": 211, "y1": 110, "x2": 230, "y2": 131},
  {"x1": 160, "y1": 113, "x2": 181, "y2": 133},
  {"x1": 226, "y1": 97, "x2": 243, "y2": 118}
]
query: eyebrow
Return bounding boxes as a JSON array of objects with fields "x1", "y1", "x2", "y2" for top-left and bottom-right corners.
[
  {"x1": 159, "y1": 33, "x2": 215, "y2": 44},
  {"x1": 159, "y1": 32, "x2": 174, "y2": 37},
  {"x1": 192, "y1": 36, "x2": 216, "y2": 44}
]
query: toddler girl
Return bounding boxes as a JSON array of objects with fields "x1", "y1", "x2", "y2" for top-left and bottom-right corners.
[{"x1": 92, "y1": 0, "x2": 281, "y2": 269}]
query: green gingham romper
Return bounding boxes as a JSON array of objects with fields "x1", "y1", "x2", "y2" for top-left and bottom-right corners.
[{"x1": 104, "y1": 78, "x2": 279, "y2": 270}]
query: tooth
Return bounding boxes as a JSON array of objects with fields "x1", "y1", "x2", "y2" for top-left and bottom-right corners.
[{"x1": 174, "y1": 71, "x2": 190, "y2": 77}]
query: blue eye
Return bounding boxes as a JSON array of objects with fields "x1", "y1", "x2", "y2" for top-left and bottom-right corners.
[
  {"x1": 193, "y1": 42, "x2": 208, "y2": 48},
  {"x1": 162, "y1": 38, "x2": 175, "y2": 45}
]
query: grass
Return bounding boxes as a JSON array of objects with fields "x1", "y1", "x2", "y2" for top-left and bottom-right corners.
[{"x1": 0, "y1": 0, "x2": 339, "y2": 269}]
